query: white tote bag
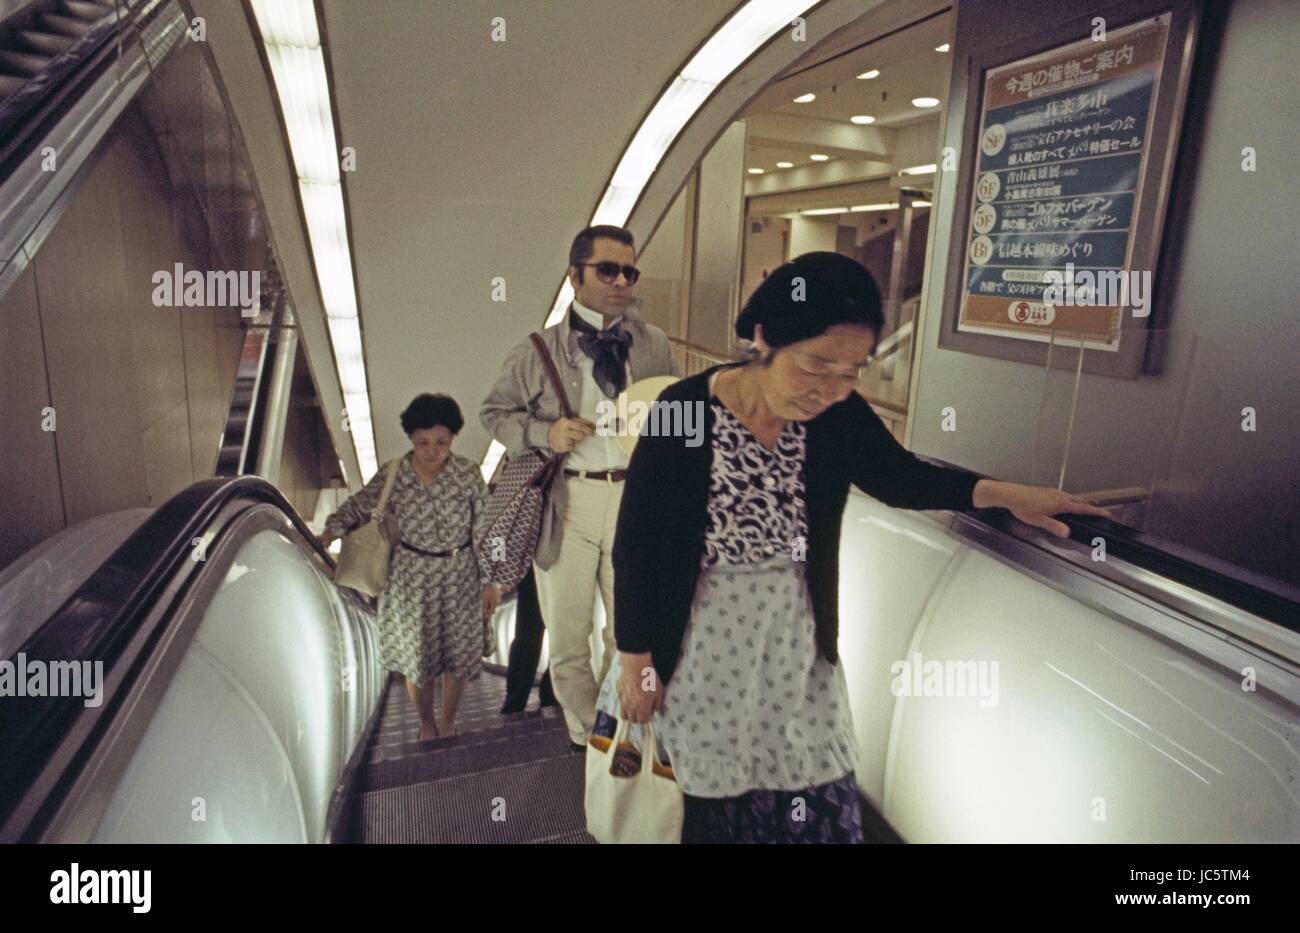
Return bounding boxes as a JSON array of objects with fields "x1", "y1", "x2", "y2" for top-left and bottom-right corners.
[{"x1": 585, "y1": 719, "x2": 683, "y2": 844}]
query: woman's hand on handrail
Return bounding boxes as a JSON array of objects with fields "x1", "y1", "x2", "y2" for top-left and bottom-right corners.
[{"x1": 972, "y1": 479, "x2": 1111, "y2": 538}]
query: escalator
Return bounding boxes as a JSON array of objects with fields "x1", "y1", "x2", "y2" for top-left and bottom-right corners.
[
  {"x1": 0, "y1": 1, "x2": 116, "y2": 104},
  {"x1": 2, "y1": 471, "x2": 1296, "y2": 843},
  {"x1": 0, "y1": 476, "x2": 588, "y2": 843}
]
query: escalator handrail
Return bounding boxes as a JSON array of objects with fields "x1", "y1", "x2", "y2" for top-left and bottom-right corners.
[
  {"x1": 0, "y1": 475, "x2": 336, "y2": 842},
  {"x1": 914, "y1": 453, "x2": 1300, "y2": 634}
]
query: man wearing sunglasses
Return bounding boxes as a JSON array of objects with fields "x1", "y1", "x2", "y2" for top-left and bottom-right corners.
[{"x1": 481, "y1": 224, "x2": 679, "y2": 750}]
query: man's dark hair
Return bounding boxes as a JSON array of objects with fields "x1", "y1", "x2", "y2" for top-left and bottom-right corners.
[
  {"x1": 735, "y1": 251, "x2": 884, "y2": 351},
  {"x1": 400, "y1": 393, "x2": 464, "y2": 435},
  {"x1": 569, "y1": 225, "x2": 635, "y2": 283}
]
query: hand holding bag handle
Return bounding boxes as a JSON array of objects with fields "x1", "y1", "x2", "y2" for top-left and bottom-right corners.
[
  {"x1": 526, "y1": 331, "x2": 576, "y2": 489},
  {"x1": 473, "y1": 333, "x2": 578, "y2": 593}
]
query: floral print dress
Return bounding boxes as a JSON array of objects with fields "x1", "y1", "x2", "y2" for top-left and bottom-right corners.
[{"x1": 325, "y1": 451, "x2": 491, "y2": 683}]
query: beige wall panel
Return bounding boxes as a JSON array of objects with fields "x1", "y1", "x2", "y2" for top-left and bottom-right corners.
[
  {"x1": 213, "y1": 319, "x2": 244, "y2": 402},
  {"x1": 34, "y1": 150, "x2": 147, "y2": 524},
  {"x1": 115, "y1": 125, "x2": 191, "y2": 439},
  {"x1": 0, "y1": 264, "x2": 66, "y2": 569},
  {"x1": 181, "y1": 307, "x2": 224, "y2": 480},
  {"x1": 141, "y1": 400, "x2": 195, "y2": 506}
]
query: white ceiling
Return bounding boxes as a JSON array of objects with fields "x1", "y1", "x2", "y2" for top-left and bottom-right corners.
[
  {"x1": 317, "y1": 0, "x2": 740, "y2": 463},
  {"x1": 195, "y1": 0, "x2": 949, "y2": 472}
]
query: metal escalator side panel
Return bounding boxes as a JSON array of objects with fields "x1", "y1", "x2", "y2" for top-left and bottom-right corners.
[
  {"x1": 883, "y1": 545, "x2": 1300, "y2": 843},
  {"x1": 0, "y1": 475, "x2": 345, "y2": 842},
  {"x1": 47, "y1": 506, "x2": 381, "y2": 843}
]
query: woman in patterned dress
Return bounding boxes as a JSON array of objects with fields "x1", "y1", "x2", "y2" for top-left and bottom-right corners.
[
  {"x1": 320, "y1": 394, "x2": 502, "y2": 740},
  {"x1": 611, "y1": 253, "x2": 1107, "y2": 842}
]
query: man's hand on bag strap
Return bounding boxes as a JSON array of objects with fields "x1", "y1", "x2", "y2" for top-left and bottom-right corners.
[{"x1": 548, "y1": 417, "x2": 596, "y2": 453}]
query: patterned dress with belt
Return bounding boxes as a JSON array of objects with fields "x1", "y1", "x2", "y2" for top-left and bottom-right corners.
[{"x1": 325, "y1": 451, "x2": 491, "y2": 684}]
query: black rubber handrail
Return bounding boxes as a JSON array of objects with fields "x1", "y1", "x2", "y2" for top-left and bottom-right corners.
[
  {"x1": 952, "y1": 492, "x2": 1300, "y2": 634},
  {"x1": 0, "y1": 475, "x2": 335, "y2": 842}
]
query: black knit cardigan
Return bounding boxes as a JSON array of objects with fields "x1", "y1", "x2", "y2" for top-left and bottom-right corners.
[{"x1": 612, "y1": 362, "x2": 981, "y2": 684}]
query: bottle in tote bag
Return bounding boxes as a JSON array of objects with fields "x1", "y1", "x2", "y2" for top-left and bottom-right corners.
[{"x1": 585, "y1": 719, "x2": 683, "y2": 844}]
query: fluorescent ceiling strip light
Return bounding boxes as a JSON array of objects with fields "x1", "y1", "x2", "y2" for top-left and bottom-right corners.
[
  {"x1": 850, "y1": 202, "x2": 900, "y2": 211},
  {"x1": 900, "y1": 163, "x2": 937, "y2": 175},
  {"x1": 494, "y1": 0, "x2": 818, "y2": 477},
  {"x1": 251, "y1": 0, "x2": 377, "y2": 477},
  {"x1": 801, "y1": 207, "x2": 848, "y2": 215}
]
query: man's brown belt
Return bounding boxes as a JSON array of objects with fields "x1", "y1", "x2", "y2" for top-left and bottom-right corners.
[{"x1": 563, "y1": 468, "x2": 627, "y2": 482}]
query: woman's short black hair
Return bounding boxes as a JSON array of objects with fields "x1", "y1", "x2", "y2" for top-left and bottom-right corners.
[
  {"x1": 400, "y1": 393, "x2": 464, "y2": 435},
  {"x1": 735, "y1": 251, "x2": 884, "y2": 350}
]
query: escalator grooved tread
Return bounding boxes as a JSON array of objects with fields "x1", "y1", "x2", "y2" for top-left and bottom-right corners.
[
  {"x1": 363, "y1": 726, "x2": 576, "y2": 791},
  {"x1": 356, "y1": 672, "x2": 593, "y2": 843},
  {"x1": 358, "y1": 754, "x2": 592, "y2": 845}
]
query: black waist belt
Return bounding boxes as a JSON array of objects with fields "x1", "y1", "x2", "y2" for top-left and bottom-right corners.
[
  {"x1": 564, "y1": 468, "x2": 627, "y2": 482},
  {"x1": 399, "y1": 540, "x2": 472, "y2": 558}
]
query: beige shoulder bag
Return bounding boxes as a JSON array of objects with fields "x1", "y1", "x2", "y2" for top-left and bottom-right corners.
[{"x1": 334, "y1": 457, "x2": 401, "y2": 597}]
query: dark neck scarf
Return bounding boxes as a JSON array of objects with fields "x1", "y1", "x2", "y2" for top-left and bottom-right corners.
[{"x1": 569, "y1": 306, "x2": 632, "y2": 398}]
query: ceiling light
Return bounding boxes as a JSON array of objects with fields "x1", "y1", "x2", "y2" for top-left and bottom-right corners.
[
  {"x1": 913, "y1": 200, "x2": 932, "y2": 207},
  {"x1": 809, "y1": 153, "x2": 829, "y2": 161},
  {"x1": 850, "y1": 115, "x2": 875, "y2": 125},
  {"x1": 850, "y1": 202, "x2": 899, "y2": 211},
  {"x1": 251, "y1": 0, "x2": 376, "y2": 478},
  {"x1": 912, "y1": 97, "x2": 941, "y2": 108},
  {"x1": 793, "y1": 93, "x2": 816, "y2": 103},
  {"x1": 935, "y1": 43, "x2": 950, "y2": 52},
  {"x1": 776, "y1": 161, "x2": 794, "y2": 168},
  {"x1": 900, "y1": 163, "x2": 937, "y2": 175},
  {"x1": 856, "y1": 69, "x2": 880, "y2": 80},
  {"x1": 801, "y1": 207, "x2": 847, "y2": 215},
  {"x1": 748, "y1": 167, "x2": 764, "y2": 174}
]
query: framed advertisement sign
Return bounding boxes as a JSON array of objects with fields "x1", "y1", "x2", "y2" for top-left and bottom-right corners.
[{"x1": 938, "y1": 1, "x2": 1201, "y2": 376}]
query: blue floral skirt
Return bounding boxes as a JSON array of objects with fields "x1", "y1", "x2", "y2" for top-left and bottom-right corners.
[{"x1": 681, "y1": 774, "x2": 864, "y2": 844}]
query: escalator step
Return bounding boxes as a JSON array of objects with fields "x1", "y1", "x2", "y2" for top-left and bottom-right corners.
[
  {"x1": 40, "y1": 14, "x2": 96, "y2": 35},
  {"x1": 18, "y1": 31, "x2": 77, "y2": 55},
  {"x1": 363, "y1": 723, "x2": 575, "y2": 791},
  {"x1": 0, "y1": 50, "x2": 52, "y2": 76},
  {"x1": 62, "y1": 0, "x2": 115, "y2": 21},
  {"x1": 358, "y1": 754, "x2": 590, "y2": 844}
]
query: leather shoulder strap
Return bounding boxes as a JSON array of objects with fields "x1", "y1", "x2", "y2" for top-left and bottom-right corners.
[
  {"x1": 529, "y1": 332, "x2": 575, "y2": 419},
  {"x1": 374, "y1": 455, "x2": 401, "y2": 515}
]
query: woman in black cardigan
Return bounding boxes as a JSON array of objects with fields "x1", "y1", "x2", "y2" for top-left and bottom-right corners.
[{"x1": 611, "y1": 252, "x2": 1106, "y2": 843}]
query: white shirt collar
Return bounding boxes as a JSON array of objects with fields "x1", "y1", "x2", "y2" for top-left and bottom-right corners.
[{"x1": 572, "y1": 298, "x2": 622, "y2": 331}]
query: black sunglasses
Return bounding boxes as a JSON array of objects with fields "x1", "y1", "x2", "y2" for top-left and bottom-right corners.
[{"x1": 577, "y1": 261, "x2": 640, "y2": 285}]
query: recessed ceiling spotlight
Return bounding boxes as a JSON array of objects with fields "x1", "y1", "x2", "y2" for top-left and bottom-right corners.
[
  {"x1": 935, "y1": 43, "x2": 950, "y2": 52},
  {"x1": 776, "y1": 161, "x2": 794, "y2": 168},
  {"x1": 794, "y1": 93, "x2": 816, "y2": 103},
  {"x1": 809, "y1": 153, "x2": 829, "y2": 161},
  {"x1": 856, "y1": 69, "x2": 880, "y2": 80},
  {"x1": 747, "y1": 167, "x2": 764, "y2": 174},
  {"x1": 850, "y1": 115, "x2": 876, "y2": 125},
  {"x1": 912, "y1": 97, "x2": 941, "y2": 108}
]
